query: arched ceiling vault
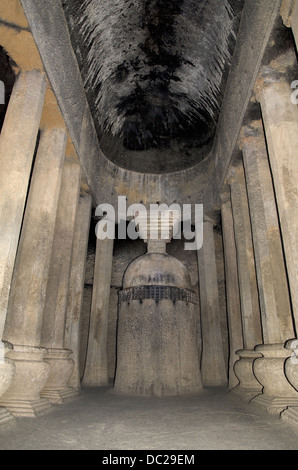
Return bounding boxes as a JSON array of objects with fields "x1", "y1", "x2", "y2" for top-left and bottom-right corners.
[{"x1": 62, "y1": 0, "x2": 245, "y2": 174}]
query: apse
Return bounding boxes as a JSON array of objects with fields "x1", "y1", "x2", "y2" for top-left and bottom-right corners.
[{"x1": 62, "y1": 0, "x2": 244, "y2": 173}]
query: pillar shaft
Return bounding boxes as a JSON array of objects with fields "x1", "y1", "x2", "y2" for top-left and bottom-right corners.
[
  {"x1": 0, "y1": 71, "x2": 47, "y2": 339},
  {"x1": 40, "y1": 157, "x2": 81, "y2": 404},
  {"x1": 3, "y1": 129, "x2": 67, "y2": 346},
  {"x1": 241, "y1": 122, "x2": 295, "y2": 343},
  {"x1": 249, "y1": 80, "x2": 298, "y2": 415},
  {"x1": 229, "y1": 165, "x2": 263, "y2": 350},
  {"x1": 82, "y1": 237, "x2": 114, "y2": 387},
  {"x1": 64, "y1": 194, "x2": 92, "y2": 390},
  {"x1": 260, "y1": 81, "x2": 298, "y2": 332},
  {"x1": 197, "y1": 220, "x2": 227, "y2": 387},
  {"x1": 41, "y1": 158, "x2": 81, "y2": 349},
  {"x1": 0, "y1": 128, "x2": 67, "y2": 417},
  {"x1": 221, "y1": 199, "x2": 244, "y2": 389}
]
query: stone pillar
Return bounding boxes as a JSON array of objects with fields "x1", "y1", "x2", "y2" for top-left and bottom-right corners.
[
  {"x1": 241, "y1": 121, "x2": 297, "y2": 414},
  {"x1": 229, "y1": 164, "x2": 263, "y2": 401},
  {"x1": 259, "y1": 81, "x2": 298, "y2": 331},
  {"x1": 221, "y1": 196, "x2": 244, "y2": 390},
  {"x1": 40, "y1": 157, "x2": 81, "y2": 404},
  {"x1": 0, "y1": 128, "x2": 67, "y2": 417},
  {"x1": 82, "y1": 237, "x2": 114, "y2": 387},
  {"x1": 0, "y1": 71, "x2": 46, "y2": 422},
  {"x1": 197, "y1": 218, "x2": 227, "y2": 387},
  {"x1": 282, "y1": 339, "x2": 298, "y2": 427},
  {"x1": 242, "y1": 122, "x2": 294, "y2": 341},
  {"x1": 259, "y1": 80, "x2": 298, "y2": 417},
  {"x1": 64, "y1": 194, "x2": 92, "y2": 390}
]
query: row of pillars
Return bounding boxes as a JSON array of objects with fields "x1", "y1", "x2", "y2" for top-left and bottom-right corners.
[
  {"x1": 197, "y1": 8, "x2": 298, "y2": 423},
  {"x1": 213, "y1": 78, "x2": 297, "y2": 419},
  {"x1": 0, "y1": 70, "x2": 92, "y2": 422}
]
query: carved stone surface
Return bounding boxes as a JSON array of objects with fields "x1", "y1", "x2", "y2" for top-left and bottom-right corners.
[
  {"x1": 119, "y1": 286, "x2": 197, "y2": 305},
  {"x1": 0, "y1": 346, "x2": 52, "y2": 417},
  {"x1": 41, "y1": 348, "x2": 79, "y2": 404}
]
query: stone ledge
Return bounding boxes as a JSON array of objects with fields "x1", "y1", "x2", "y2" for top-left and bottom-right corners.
[
  {"x1": 281, "y1": 406, "x2": 298, "y2": 429},
  {"x1": 0, "y1": 407, "x2": 15, "y2": 426},
  {"x1": 40, "y1": 388, "x2": 80, "y2": 405},
  {"x1": 0, "y1": 398, "x2": 52, "y2": 418},
  {"x1": 251, "y1": 394, "x2": 298, "y2": 415}
]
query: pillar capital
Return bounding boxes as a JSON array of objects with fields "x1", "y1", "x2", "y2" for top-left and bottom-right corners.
[
  {"x1": 253, "y1": 49, "x2": 297, "y2": 103},
  {"x1": 219, "y1": 181, "x2": 231, "y2": 205},
  {"x1": 220, "y1": 195, "x2": 230, "y2": 206},
  {"x1": 227, "y1": 163, "x2": 245, "y2": 185},
  {"x1": 202, "y1": 215, "x2": 215, "y2": 226},
  {"x1": 238, "y1": 121, "x2": 264, "y2": 150},
  {"x1": 280, "y1": 0, "x2": 296, "y2": 27},
  {"x1": 197, "y1": 220, "x2": 227, "y2": 387}
]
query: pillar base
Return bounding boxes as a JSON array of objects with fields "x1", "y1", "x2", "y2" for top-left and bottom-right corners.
[
  {"x1": 41, "y1": 348, "x2": 78, "y2": 404},
  {"x1": 0, "y1": 397, "x2": 52, "y2": 418},
  {"x1": 250, "y1": 343, "x2": 298, "y2": 415},
  {"x1": 0, "y1": 344, "x2": 16, "y2": 425},
  {"x1": 281, "y1": 407, "x2": 298, "y2": 429},
  {"x1": 0, "y1": 407, "x2": 14, "y2": 427},
  {"x1": 0, "y1": 345, "x2": 52, "y2": 417},
  {"x1": 285, "y1": 339, "x2": 298, "y2": 392},
  {"x1": 0, "y1": 343, "x2": 15, "y2": 398},
  {"x1": 251, "y1": 395, "x2": 298, "y2": 416},
  {"x1": 232, "y1": 349, "x2": 263, "y2": 402},
  {"x1": 231, "y1": 385, "x2": 262, "y2": 403}
]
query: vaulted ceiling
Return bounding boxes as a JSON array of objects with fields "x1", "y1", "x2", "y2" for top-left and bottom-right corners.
[{"x1": 62, "y1": 0, "x2": 245, "y2": 174}]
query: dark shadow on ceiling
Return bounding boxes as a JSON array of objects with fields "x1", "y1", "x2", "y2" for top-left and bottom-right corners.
[{"x1": 62, "y1": 0, "x2": 245, "y2": 174}]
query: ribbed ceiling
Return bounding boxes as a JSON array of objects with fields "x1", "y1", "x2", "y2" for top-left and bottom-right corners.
[{"x1": 62, "y1": 0, "x2": 244, "y2": 173}]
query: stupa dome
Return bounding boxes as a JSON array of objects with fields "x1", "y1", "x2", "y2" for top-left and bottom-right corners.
[{"x1": 123, "y1": 252, "x2": 192, "y2": 290}]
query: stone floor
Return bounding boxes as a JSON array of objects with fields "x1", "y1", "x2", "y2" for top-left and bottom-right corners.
[{"x1": 0, "y1": 387, "x2": 297, "y2": 450}]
